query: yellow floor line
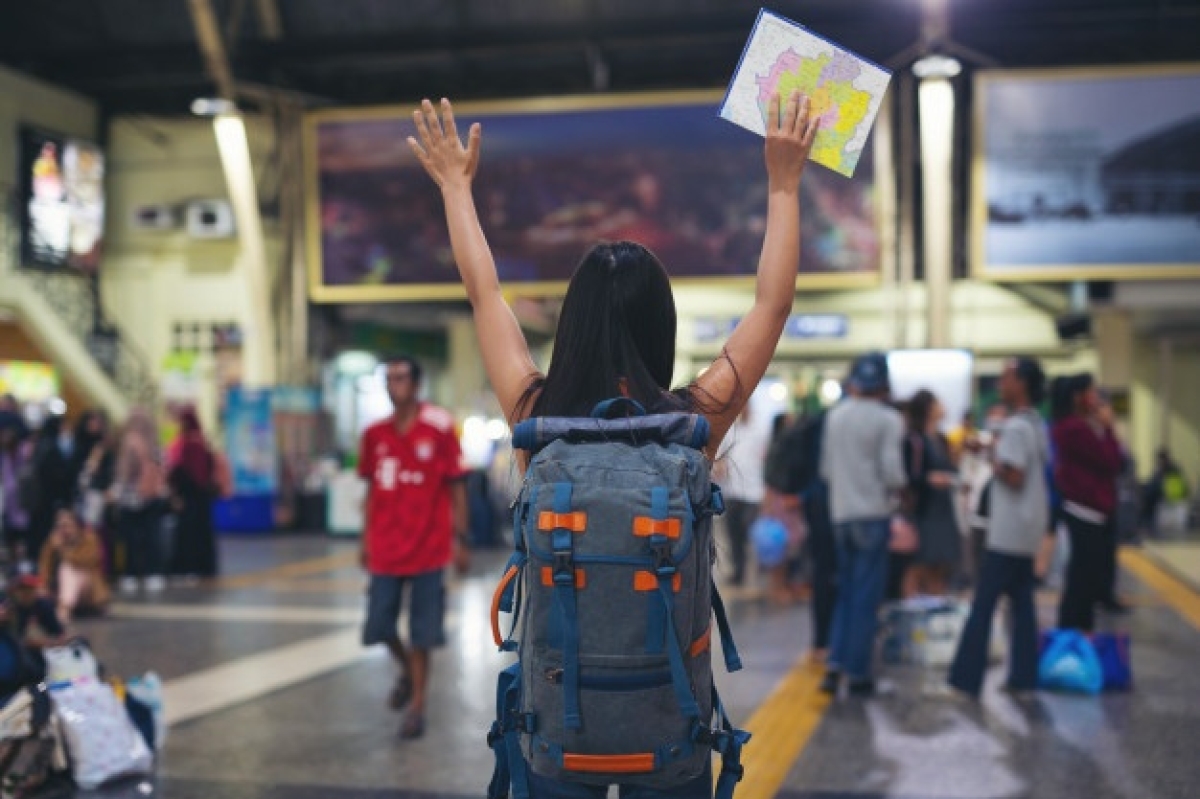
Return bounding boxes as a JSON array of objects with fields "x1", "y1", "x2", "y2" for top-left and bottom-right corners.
[
  {"x1": 213, "y1": 550, "x2": 360, "y2": 590},
  {"x1": 729, "y1": 659, "x2": 832, "y2": 799},
  {"x1": 1121, "y1": 547, "x2": 1200, "y2": 631}
]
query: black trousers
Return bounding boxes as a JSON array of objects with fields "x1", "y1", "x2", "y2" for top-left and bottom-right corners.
[
  {"x1": 949, "y1": 550, "x2": 1039, "y2": 697},
  {"x1": 804, "y1": 497, "x2": 837, "y2": 650},
  {"x1": 724, "y1": 499, "x2": 758, "y2": 586},
  {"x1": 1058, "y1": 512, "x2": 1114, "y2": 632},
  {"x1": 119, "y1": 505, "x2": 164, "y2": 579}
]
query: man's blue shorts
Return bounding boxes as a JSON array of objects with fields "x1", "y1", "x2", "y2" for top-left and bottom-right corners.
[{"x1": 362, "y1": 570, "x2": 446, "y2": 649}]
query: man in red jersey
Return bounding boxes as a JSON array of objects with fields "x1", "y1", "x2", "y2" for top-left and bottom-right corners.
[{"x1": 358, "y1": 355, "x2": 469, "y2": 739}]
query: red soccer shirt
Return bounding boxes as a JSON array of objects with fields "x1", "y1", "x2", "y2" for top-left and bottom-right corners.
[{"x1": 358, "y1": 404, "x2": 467, "y2": 576}]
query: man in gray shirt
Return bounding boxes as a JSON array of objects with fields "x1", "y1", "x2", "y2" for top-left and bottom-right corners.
[
  {"x1": 949, "y1": 356, "x2": 1048, "y2": 698},
  {"x1": 819, "y1": 352, "x2": 907, "y2": 696}
]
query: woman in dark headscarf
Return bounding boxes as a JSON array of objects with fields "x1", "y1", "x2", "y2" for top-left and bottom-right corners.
[
  {"x1": 28, "y1": 415, "x2": 72, "y2": 562},
  {"x1": 167, "y1": 409, "x2": 219, "y2": 578}
]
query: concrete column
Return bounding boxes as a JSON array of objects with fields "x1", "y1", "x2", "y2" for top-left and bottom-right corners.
[
  {"x1": 214, "y1": 114, "x2": 276, "y2": 387},
  {"x1": 447, "y1": 316, "x2": 485, "y2": 417},
  {"x1": 919, "y1": 77, "x2": 955, "y2": 349},
  {"x1": 1092, "y1": 309, "x2": 1134, "y2": 389},
  {"x1": 896, "y1": 71, "x2": 917, "y2": 350},
  {"x1": 1158, "y1": 338, "x2": 1174, "y2": 449},
  {"x1": 873, "y1": 93, "x2": 899, "y2": 349}
]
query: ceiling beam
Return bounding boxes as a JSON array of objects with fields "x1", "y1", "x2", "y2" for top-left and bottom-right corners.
[
  {"x1": 254, "y1": 0, "x2": 284, "y2": 40},
  {"x1": 186, "y1": 0, "x2": 237, "y2": 99}
]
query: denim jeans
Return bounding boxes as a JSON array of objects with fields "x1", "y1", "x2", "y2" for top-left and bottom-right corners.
[
  {"x1": 526, "y1": 761, "x2": 712, "y2": 799},
  {"x1": 828, "y1": 518, "x2": 890, "y2": 680},
  {"x1": 948, "y1": 550, "x2": 1039, "y2": 697}
]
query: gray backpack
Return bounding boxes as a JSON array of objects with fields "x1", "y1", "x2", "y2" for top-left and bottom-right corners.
[{"x1": 487, "y1": 399, "x2": 749, "y2": 799}]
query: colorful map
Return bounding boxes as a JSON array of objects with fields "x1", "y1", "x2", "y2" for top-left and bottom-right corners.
[{"x1": 720, "y1": 10, "x2": 892, "y2": 177}]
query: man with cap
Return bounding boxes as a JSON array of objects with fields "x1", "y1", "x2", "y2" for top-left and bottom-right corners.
[
  {"x1": 0, "y1": 566, "x2": 68, "y2": 693},
  {"x1": 2, "y1": 568, "x2": 66, "y2": 647},
  {"x1": 819, "y1": 351, "x2": 907, "y2": 696}
]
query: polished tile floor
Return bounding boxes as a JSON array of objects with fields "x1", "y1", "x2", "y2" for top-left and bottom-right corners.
[{"x1": 33, "y1": 531, "x2": 1200, "y2": 799}]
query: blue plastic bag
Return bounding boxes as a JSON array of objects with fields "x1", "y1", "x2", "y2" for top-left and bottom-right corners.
[
  {"x1": 1091, "y1": 633, "x2": 1133, "y2": 691},
  {"x1": 750, "y1": 516, "x2": 789, "y2": 568},
  {"x1": 1038, "y1": 630, "x2": 1104, "y2": 694}
]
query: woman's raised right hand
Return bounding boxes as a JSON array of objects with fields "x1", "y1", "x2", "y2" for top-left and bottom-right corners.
[
  {"x1": 407, "y1": 98, "x2": 482, "y2": 192},
  {"x1": 764, "y1": 90, "x2": 820, "y2": 195}
]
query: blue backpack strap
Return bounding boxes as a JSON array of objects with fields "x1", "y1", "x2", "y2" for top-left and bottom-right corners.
[
  {"x1": 646, "y1": 485, "x2": 701, "y2": 721},
  {"x1": 711, "y1": 581, "x2": 743, "y2": 673},
  {"x1": 488, "y1": 663, "x2": 531, "y2": 799},
  {"x1": 548, "y1": 482, "x2": 583, "y2": 731},
  {"x1": 495, "y1": 551, "x2": 527, "y2": 652},
  {"x1": 708, "y1": 483, "x2": 725, "y2": 516},
  {"x1": 591, "y1": 397, "x2": 647, "y2": 418},
  {"x1": 709, "y1": 685, "x2": 751, "y2": 799},
  {"x1": 656, "y1": 581, "x2": 701, "y2": 721},
  {"x1": 644, "y1": 487, "x2": 671, "y2": 655}
]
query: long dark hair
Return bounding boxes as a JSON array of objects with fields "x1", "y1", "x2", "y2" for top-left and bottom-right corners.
[
  {"x1": 520, "y1": 241, "x2": 712, "y2": 419},
  {"x1": 906, "y1": 389, "x2": 937, "y2": 433},
  {"x1": 1051, "y1": 372, "x2": 1093, "y2": 422}
]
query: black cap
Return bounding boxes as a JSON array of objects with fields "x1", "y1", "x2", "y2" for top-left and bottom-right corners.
[{"x1": 849, "y1": 351, "x2": 889, "y2": 394}]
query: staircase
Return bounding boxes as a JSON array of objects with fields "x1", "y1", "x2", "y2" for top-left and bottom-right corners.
[{"x1": 0, "y1": 212, "x2": 155, "y2": 419}]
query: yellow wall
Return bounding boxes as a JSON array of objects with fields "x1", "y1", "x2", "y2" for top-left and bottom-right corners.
[
  {"x1": 676, "y1": 280, "x2": 1080, "y2": 365},
  {"x1": 1131, "y1": 337, "x2": 1200, "y2": 485},
  {"x1": 0, "y1": 67, "x2": 97, "y2": 194},
  {"x1": 101, "y1": 115, "x2": 283, "y2": 424},
  {"x1": 0, "y1": 67, "x2": 132, "y2": 418}
]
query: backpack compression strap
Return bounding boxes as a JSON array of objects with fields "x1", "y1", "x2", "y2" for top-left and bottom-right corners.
[
  {"x1": 547, "y1": 482, "x2": 584, "y2": 731},
  {"x1": 711, "y1": 580, "x2": 743, "y2": 673},
  {"x1": 646, "y1": 486, "x2": 702, "y2": 722},
  {"x1": 703, "y1": 685, "x2": 752, "y2": 799},
  {"x1": 488, "y1": 663, "x2": 532, "y2": 799}
]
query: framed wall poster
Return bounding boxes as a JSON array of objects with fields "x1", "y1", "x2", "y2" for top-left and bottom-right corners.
[
  {"x1": 972, "y1": 64, "x2": 1200, "y2": 281},
  {"x1": 304, "y1": 90, "x2": 883, "y2": 302}
]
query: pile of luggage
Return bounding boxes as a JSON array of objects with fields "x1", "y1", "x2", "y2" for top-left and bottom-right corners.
[{"x1": 0, "y1": 638, "x2": 163, "y2": 798}]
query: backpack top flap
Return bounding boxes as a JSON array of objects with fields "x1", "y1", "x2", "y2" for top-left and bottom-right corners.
[{"x1": 513, "y1": 411, "x2": 710, "y2": 455}]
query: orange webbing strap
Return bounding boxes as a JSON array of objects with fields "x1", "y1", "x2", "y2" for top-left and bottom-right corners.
[
  {"x1": 491, "y1": 565, "x2": 520, "y2": 647},
  {"x1": 633, "y1": 571, "x2": 681, "y2": 592},
  {"x1": 538, "y1": 511, "x2": 587, "y2": 533},
  {"x1": 689, "y1": 625, "x2": 712, "y2": 658},
  {"x1": 632, "y1": 517, "x2": 681, "y2": 539},
  {"x1": 562, "y1": 753, "x2": 656, "y2": 774},
  {"x1": 541, "y1": 567, "x2": 587, "y2": 588}
]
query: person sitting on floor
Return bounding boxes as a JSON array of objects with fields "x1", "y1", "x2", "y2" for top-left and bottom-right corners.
[
  {"x1": 2, "y1": 568, "x2": 67, "y2": 662},
  {"x1": 38, "y1": 508, "x2": 110, "y2": 624}
]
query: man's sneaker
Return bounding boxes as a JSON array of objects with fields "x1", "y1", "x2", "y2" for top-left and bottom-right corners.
[
  {"x1": 847, "y1": 678, "x2": 876, "y2": 697},
  {"x1": 145, "y1": 575, "x2": 166, "y2": 592},
  {"x1": 389, "y1": 676, "x2": 413, "y2": 711},
  {"x1": 119, "y1": 577, "x2": 139, "y2": 594},
  {"x1": 1098, "y1": 599, "x2": 1131, "y2": 615},
  {"x1": 1001, "y1": 682, "x2": 1038, "y2": 700},
  {"x1": 819, "y1": 670, "x2": 841, "y2": 695},
  {"x1": 399, "y1": 712, "x2": 425, "y2": 739}
]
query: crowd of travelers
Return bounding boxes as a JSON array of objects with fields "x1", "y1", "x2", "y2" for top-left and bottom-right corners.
[
  {"x1": 714, "y1": 353, "x2": 1188, "y2": 699},
  {"x1": 0, "y1": 397, "x2": 227, "y2": 630}
]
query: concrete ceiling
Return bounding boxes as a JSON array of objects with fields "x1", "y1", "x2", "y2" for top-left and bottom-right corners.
[{"x1": 2, "y1": 0, "x2": 1198, "y2": 116}]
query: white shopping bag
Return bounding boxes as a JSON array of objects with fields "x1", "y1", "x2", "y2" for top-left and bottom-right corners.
[
  {"x1": 43, "y1": 640, "x2": 100, "y2": 683},
  {"x1": 50, "y1": 678, "x2": 153, "y2": 790}
]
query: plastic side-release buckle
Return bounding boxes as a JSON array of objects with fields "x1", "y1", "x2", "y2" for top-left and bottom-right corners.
[
  {"x1": 651, "y1": 542, "x2": 676, "y2": 577},
  {"x1": 552, "y1": 552, "x2": 575, "y2": 584},
  {"x1": 709, "y1": 484, "x2": 726, "y2": 516}
]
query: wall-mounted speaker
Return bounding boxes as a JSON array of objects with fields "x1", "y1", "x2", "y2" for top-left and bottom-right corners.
[
  {"x1": 130, "y1": 204, "x2": 177, "y2": 231},
  {"x1": 1055, "y1": 313, "x2": 1092, "y2": 341},
  {"x1": 185, "y1": 199, "x2": 235, "y2": 239}
]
